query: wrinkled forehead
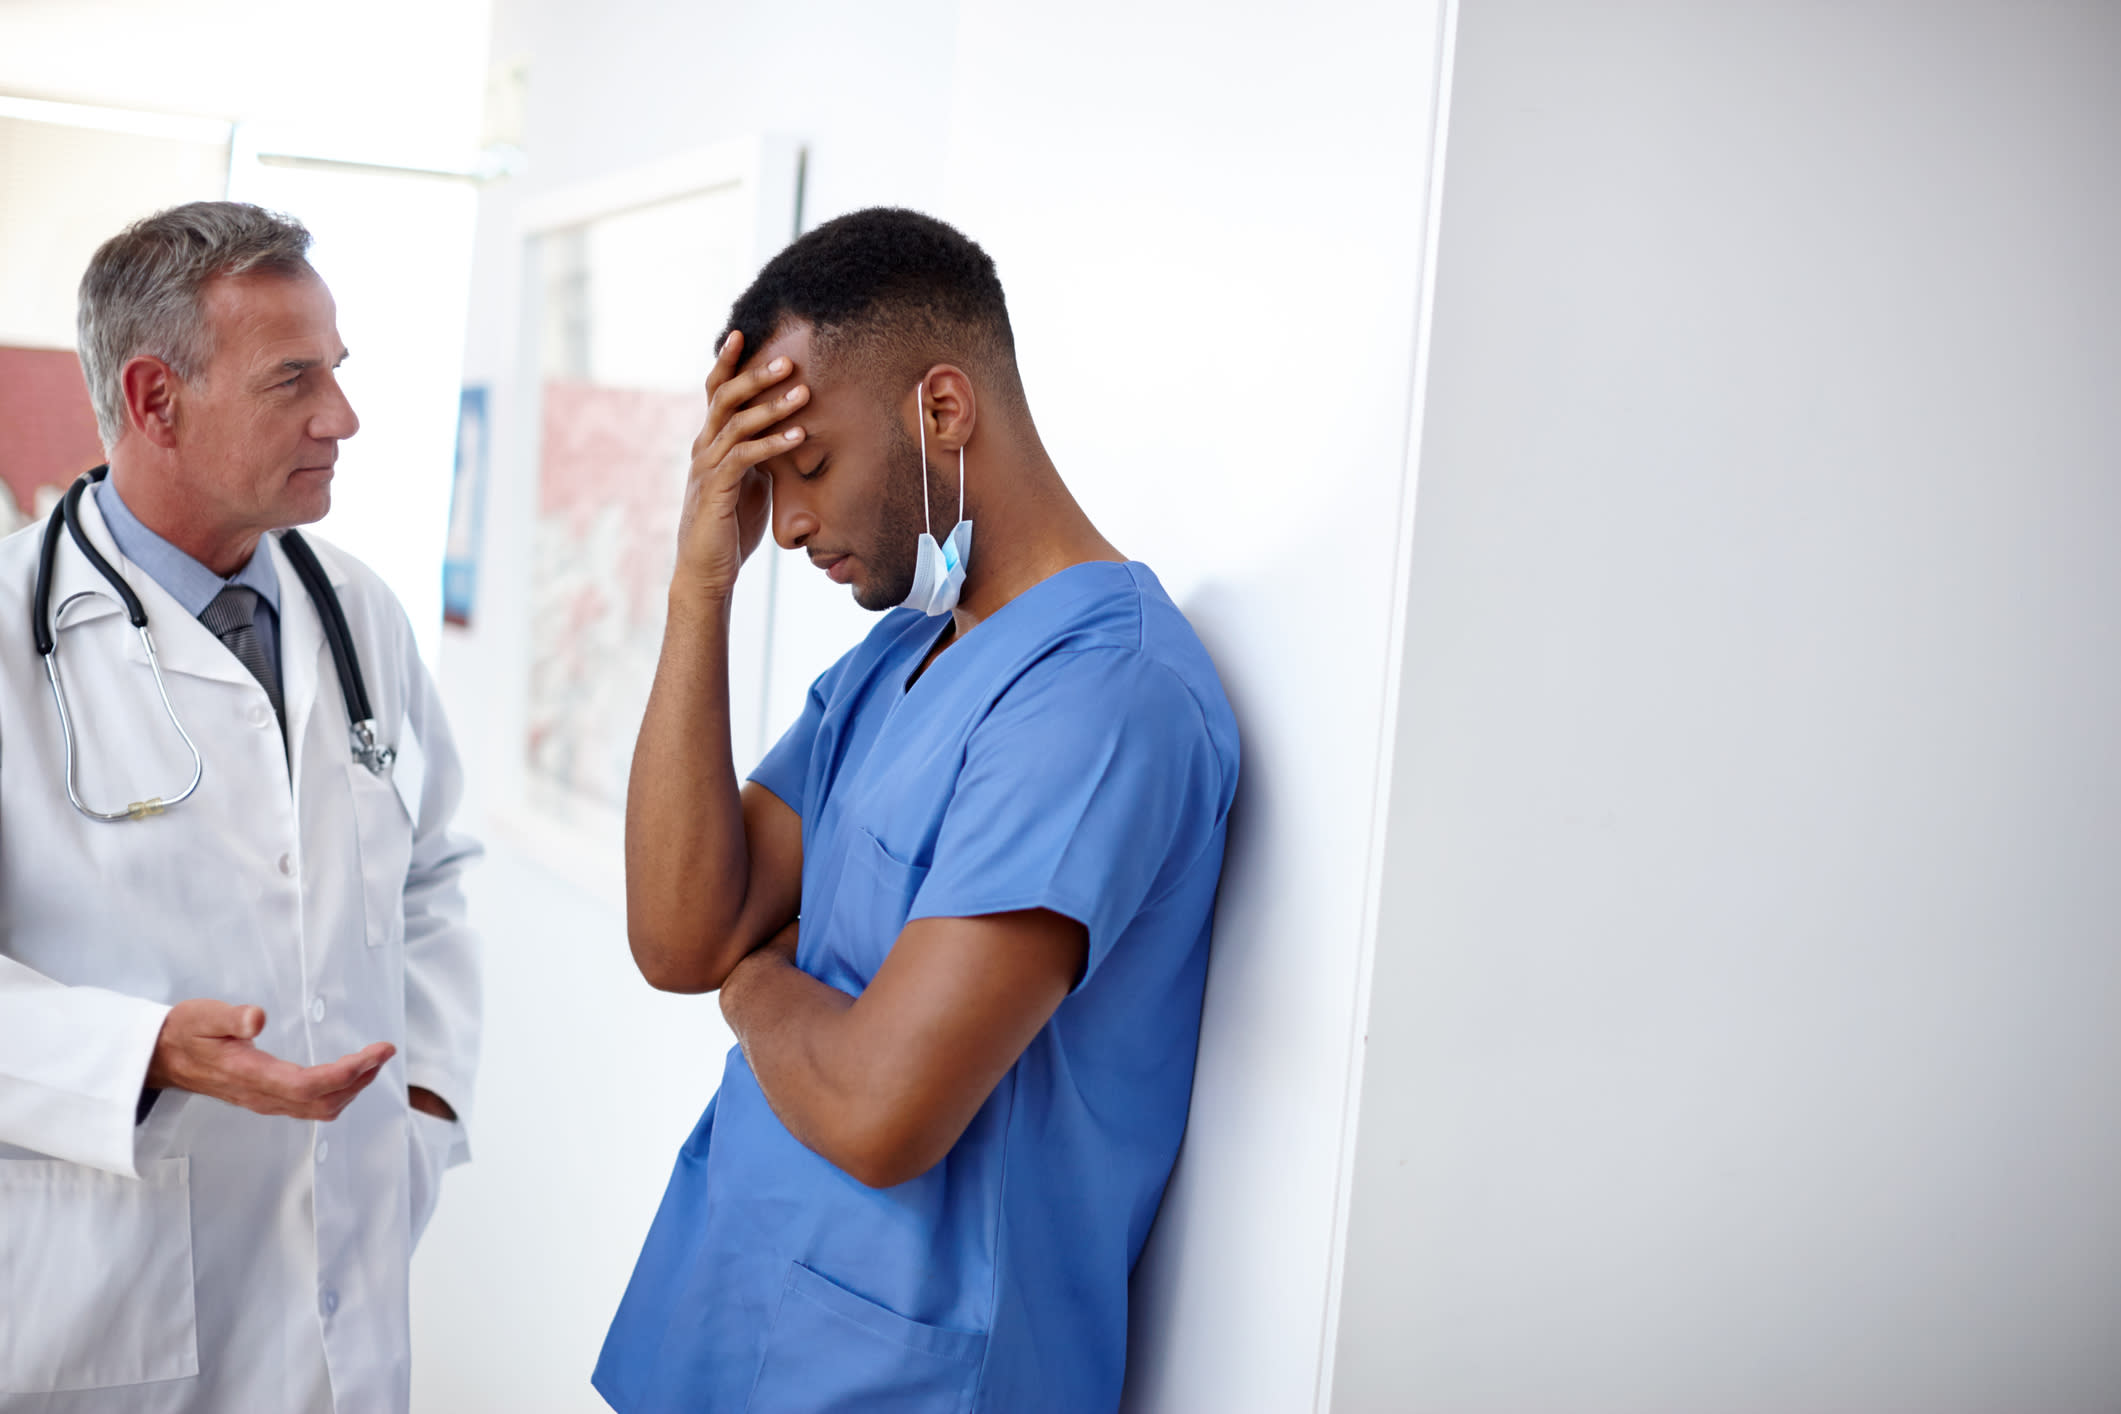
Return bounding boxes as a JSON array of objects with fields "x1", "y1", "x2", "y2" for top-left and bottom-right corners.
[{"x1": 199, "y1": 268, "x2": 344, "y2": 368}]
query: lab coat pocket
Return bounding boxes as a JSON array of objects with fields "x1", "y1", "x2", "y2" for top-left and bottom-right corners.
[
  {"x1": 407, "y1": 1109, "x2": 456, "y2": 1250},
  {"x1": 0, "y1": 1156, "x2": 199, "y2": 1393},
  {"x1": 745, "y1": 1262, "x2": 985, "y2": 1414},
  {"x1": 346, "y1": 761, "x2": 414, "y2": 947}
]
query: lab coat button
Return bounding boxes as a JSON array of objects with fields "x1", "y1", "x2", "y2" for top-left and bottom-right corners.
[
  {"x1": 250, "y1": 705, "x2": 269, "y2": 728},
  {"x1": 277, "y1": 853, "x2": 293, "y2": 876},
  {"x1": 322, "y1": 1291, "x2": 339, "y2": 1316},
  {"x1": 311, "y1": 997, "x2": 326, "y2": 1022},
  {"x1": 316, "y1": 1139, "x2": 330, "y2": 1163}
]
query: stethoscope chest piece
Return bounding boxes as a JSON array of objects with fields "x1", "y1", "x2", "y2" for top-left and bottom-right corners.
[{"x1": 351, "y1": 720, "x2": 396, "y2": 777}]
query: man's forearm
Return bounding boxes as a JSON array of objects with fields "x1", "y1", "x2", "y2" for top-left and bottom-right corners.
[
  {"x1": 720, "y1": 945, "x2": 896, "y2": 1182},
  {"x1": 625, "y1": 589, "x2": 750, "y2": 990},
  {"x1": 721, "y1": 908, "x2": 1089, "y2": 1189}
]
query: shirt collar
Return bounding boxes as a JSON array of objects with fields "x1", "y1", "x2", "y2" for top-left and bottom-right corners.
[{"x1": 94, "y1": 475, "x2": 282, "y2": 619}]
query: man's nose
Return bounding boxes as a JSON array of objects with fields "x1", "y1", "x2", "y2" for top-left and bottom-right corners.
[
  {"x1": 313, "y1": 375, "x2": 359, "y2": 440},
  {"x1": 772, "y1": 478, "x2": 817, "y2": 551}
]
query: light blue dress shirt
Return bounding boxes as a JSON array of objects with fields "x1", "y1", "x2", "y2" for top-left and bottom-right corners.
[{"x1": 94, "y1": 477, "x2": 282, "y2": 679}]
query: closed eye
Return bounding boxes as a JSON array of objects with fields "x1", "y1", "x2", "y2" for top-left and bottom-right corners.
[{"x1": 798, "y1": 455, "x2": 828, "y2": 482}]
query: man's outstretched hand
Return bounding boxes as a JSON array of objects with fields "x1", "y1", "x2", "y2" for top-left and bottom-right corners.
[{"x1": 146, "y1": 999, "x2": 393, "y2": 1121}]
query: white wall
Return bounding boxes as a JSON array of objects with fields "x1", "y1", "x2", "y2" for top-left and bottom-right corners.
[
  {"x1": 429, "y1": 1, "x2": 1447, "y2": 1409},
  {"x1": 0, "y1": 110, "x2": 228, "y2": 350},
  {"x1": 0, "y1": 0, "x2": 490, "y2": 151},
  {"x1": 1334, "y1": 3, "x2": 2121, "y2": 1410}
]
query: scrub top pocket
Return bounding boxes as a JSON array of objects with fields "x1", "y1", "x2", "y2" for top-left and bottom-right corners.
[
  {"x1": 744, "y1": 1261, "x2": 984, "y2": 1414},
  {"x1": 808, "y1": 828, "x2": 930, "y2": 988}
]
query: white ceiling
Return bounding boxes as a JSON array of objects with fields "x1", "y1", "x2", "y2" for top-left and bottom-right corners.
[{"x1": 0, "y1": 0, "x2": 493, "y2": 149}]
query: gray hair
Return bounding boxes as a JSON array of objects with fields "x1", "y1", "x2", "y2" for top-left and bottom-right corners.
[{"x1": 76, "y1": 201, "x2": 316, "y2": 448}]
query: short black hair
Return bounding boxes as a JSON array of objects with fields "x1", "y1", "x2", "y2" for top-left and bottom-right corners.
[{"x1": 723, "y1": 207, "x2": 1023, "y2": 408}]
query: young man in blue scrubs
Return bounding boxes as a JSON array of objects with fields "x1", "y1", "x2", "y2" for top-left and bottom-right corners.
[{"x1": 595, "y1": 208, "x2": 1239, "y2": 1413}]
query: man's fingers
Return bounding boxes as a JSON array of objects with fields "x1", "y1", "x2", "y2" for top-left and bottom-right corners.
[
  {"x1": 706, "y1": 352, "x2": 796, "y2": 428},
  {"x1": 218, "y1": 1039, "x2": 393, "y2": 1105},
  {"x1": 286, "y1": 1043, "x2": 395, "y2": 1101},
  {"x1": 702, "y1": 328, "x2": 744, "y2": 400},
  {"x1": 305, "y1": 1069, "x2": 385, "y2": 1121},
  {"x1": 705, "y1": 384, "x2": 808, "y2": 463},
  {"x1": 695, "y1": 422, "x2": 805, "y2": 509},
  {"x1": 695, "y1": 411, "x2": 806, "y2": 499},
  {"x1": 173, "y1": 997, "x2": 266, "y2": 1039},
  {"x1": 691, "y1": 366, "x2": 802, "y2": 467},
  {"x1": 294, "y1": 1057, "x2": 387, "y2": 1119},
  {"x1": 217, "y1": 1044, "x2": 320, "y2": 1099}
]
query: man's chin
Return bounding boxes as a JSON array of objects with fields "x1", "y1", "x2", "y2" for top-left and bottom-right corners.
[
  {"x1": 852, "y1": 577, "x2": 911, "y2": 613},
  {"x1": 278, "y1": 480, "x2": 332, "y2": 529}
]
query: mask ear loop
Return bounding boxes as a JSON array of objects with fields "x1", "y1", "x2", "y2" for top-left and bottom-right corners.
[{"x1": 915, "y1": 383, "x2": 934, "y2": 538}]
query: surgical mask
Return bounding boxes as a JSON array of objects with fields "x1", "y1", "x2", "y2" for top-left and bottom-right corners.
[{"x1": 897, "y1": 385, "x2": 973, "y2": 617}]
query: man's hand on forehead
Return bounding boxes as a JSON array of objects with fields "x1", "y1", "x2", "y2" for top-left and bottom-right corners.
[
  {"x1": 669, "y1": 329, "x2": 808, "y2": 602},
  {"x1": 733, "y1": 361, "x2": 808, "y2": 430},
  {"x1": 712, "y1": 333, "x2": 807, "y2": 432}
]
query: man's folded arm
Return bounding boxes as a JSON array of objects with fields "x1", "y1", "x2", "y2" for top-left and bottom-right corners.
[{"x1": 719, "y1": 908, "x2": 1087, "y2": 1189}]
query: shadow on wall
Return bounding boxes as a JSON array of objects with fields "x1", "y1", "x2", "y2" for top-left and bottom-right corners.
[
  {"x1": 1119, "y1": 576, "x2": 1274, "y2": 1408},
  {"x1": 1141, "y1": 579, "x2": 1266, "y2": 1137},
  {"x1": 1179, "y1": 576, "x2": 1255, "y2": 975},
  {"x1": 1180, "y1": 577, "x2": 1266, "y2": 949}
]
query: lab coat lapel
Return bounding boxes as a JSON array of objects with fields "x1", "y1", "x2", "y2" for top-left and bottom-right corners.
[
  {"x1": 267, "y1": 531, "x2": 330, "y2": 770},
  {"x1": 56, "y1": 492, "x2": 252, "y2": 690}
]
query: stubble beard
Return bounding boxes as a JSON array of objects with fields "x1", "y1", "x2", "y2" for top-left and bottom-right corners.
[{"x1": 853, "y1": 416, "x2": 937, "y2": 612}]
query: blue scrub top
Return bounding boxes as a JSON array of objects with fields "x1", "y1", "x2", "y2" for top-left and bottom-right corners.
[{"x1": 595, "y1": 560, "x2": 1239, "y2": 1414}]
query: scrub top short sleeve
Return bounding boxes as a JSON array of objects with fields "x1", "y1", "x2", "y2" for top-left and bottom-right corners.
[
  {"x1": 749, "y1": 667, "x2": 831, "y2": 815},
  {"x1": 910, "y1": 646, "x2": 1224, "y2": 984}
]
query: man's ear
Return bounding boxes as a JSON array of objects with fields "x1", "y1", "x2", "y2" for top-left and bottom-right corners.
[
  {"x1": 917, "y1": 364, "x2": 979, "y2": 452},
  {"x1": 120, "y1": 355, "x2": 182, "y2": 450}
]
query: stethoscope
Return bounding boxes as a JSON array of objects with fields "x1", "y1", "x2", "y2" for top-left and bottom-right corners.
[{"x1": 31, "y1": 465, "x2": 395, "y2": 823}]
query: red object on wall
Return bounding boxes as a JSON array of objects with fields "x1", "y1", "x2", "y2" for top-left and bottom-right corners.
[{"x1": 0, "y1": 347, "x2": 104, "y2": 516}]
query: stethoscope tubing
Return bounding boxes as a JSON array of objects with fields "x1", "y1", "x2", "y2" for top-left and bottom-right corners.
[{"x1": 30, "y1": 466, "x2": 393, "y2": 824}]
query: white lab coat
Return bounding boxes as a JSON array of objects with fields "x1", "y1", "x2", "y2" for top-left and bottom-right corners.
[{"x1": 0, "y1": 493, "x2": 482, "y2": 1413}]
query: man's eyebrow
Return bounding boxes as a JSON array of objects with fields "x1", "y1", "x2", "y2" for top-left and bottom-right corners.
[{"x1": 276, "y1": 349, "x2": 351, "y2": 374}]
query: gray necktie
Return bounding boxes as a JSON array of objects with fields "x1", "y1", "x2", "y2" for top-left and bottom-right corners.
[{"x1": 200, "y1": 584, "x2": 284, "y2": 734}]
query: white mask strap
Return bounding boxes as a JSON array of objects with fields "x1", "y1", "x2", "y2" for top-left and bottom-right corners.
[
  {"x1": 914, "y1": 383, "x2": 933, "y2": 538},
  {"x1": 915, "y1": 380, "x2": 970, "y2": 533}
]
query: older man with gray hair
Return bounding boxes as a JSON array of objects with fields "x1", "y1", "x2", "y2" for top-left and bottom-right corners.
[{"x1": 0, "y1": 200, "x2": 481, "y2": 1413}]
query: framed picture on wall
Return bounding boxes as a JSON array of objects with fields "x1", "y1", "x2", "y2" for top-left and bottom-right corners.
[
  {"x1": 501, "y1": 137, "x2": 802, "y2": 905},
  {"x1": 443, "y1": 384, "x2": 489, "y2": 627}
]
